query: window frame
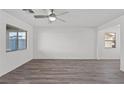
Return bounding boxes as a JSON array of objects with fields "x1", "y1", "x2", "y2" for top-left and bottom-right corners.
[{"x1": 6, "y1": 25, "x2": 27, "y2": 52}]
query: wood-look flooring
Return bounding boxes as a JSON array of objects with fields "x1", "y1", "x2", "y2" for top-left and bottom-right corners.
[{"x1": 0, "y1": 59, "x2": 124, "y2": 84}]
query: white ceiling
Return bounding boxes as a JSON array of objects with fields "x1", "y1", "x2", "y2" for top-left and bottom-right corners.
[{"x1": 3, "y1": 9, "x2": 124, "y2": 27}]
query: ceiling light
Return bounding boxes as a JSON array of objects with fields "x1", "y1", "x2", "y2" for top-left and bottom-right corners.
[{"x1": 49, "y1": 14, "x2": 56, "y2": 22}]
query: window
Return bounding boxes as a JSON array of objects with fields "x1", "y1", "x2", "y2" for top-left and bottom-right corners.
[
  {"x1": 6, "y1": 25, "x2": 27, "y2": 52},
  {"x1": 18, "y1": 32, "x2": 27, "y2": 49},
  {"x1": 104, "y1": 32, "x2": 116, "y2": 48},
  {"x1": 6, "y1": 32, "x2": 18, "y2": 51}
]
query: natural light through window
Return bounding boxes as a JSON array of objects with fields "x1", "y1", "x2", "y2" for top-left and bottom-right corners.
[
  {"x1": 104, "y1": 32, "x2": 116, "y2": 48},
  {"x1": 6, "y1": 25, "x2": 27, "y2": 52}
]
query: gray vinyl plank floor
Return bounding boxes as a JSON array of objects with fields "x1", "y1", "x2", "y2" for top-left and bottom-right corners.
[{"x1": 0, "y1": 59, "x2": 124, "y2": 84}]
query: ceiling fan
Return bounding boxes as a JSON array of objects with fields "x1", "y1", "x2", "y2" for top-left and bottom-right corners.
[
  {"x1": 23, "y1": 9, "x2": 69, "y2": 23},
  {"x1": 22, "y1": 9, "x2": 34, "y2": 13}
]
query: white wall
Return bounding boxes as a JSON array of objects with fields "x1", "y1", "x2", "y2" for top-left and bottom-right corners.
[
  {"x1": 96, "y1": 15, "x2": 124, "y2": 71},
  {"x1": 120, "y1": 16, "x2": 124, "y2": 71},
  {"x1": 97, "y1": 25, "x2": 120, "y2": 59},
  {"x1": 0, "y1": 10, "x2": 33, "y2": 76},
  {"x1": 34, "y1": 27, "x2": 97, "y2": 59}
]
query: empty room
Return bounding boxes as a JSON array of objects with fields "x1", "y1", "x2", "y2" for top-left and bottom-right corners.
[{"x1": 0, "y1": 9, "x2": 124, "y2": 84}]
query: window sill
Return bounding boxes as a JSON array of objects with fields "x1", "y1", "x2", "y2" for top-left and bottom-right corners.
[{"x1": 6, "y1": 48, "x2": 27, "y2": 53}]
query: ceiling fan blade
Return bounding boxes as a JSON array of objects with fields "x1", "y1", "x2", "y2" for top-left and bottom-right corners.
[
  {"x1": 22, "y1": 9, "x2": 34, "y2": 13},
  {"x1": 34, "y1": 15, "x2": 49, "y2": 18},
  {"x1": 28, "y1": 9, "x2": 34, "y2": 13},
  {"x1": 56, "y1": 17, "x2": 66, "y2": 22},
  {"x1": 56, "y1": 11, "x2": 69, "y2": 16}
]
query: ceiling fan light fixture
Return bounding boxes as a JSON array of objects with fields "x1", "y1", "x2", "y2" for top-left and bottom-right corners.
[
  {"x1": 48, "y1": 14, "x2": 56, "y2": 22},
  {"x1": 49, "y1": 16, "x2": 56, "y2": 21}
]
